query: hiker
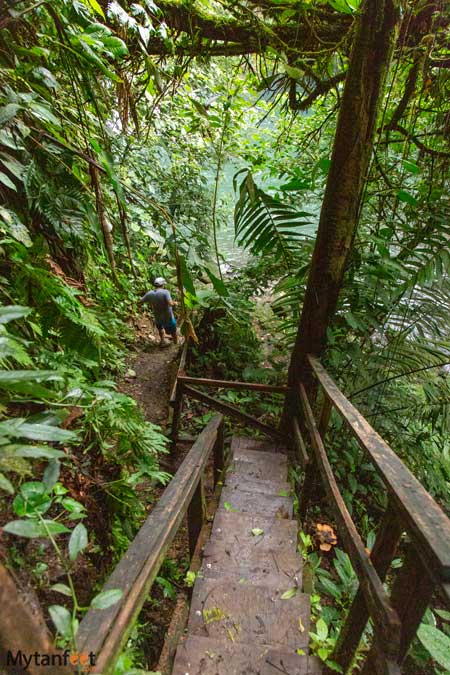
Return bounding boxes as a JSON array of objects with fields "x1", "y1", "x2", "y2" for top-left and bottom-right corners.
[{"x1": 139, "y1": 277, "x2": 178, "y2": 346}]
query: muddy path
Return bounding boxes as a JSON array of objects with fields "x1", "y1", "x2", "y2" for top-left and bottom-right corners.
[
  {"x1": 119, "y1": 315, "x2": 181, "y2": 430},
  {"x1": 118, "y1": 314, "x2": 193, "y2": 669}
]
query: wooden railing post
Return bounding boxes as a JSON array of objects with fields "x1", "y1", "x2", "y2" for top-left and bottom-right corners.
[
  {"x1": 298, "y1": 462, "x2": 315, "y2": 524},
  {"x1": 332, "y1": 502, "x2": 403, "y2": 673},
  {"x1": 171, "y1": 380, "x2": 184, "y2": 446},
  {"x1": 187, "y1": 475, "x2": 205, "y2": 558},
  {"x1": 318, "y1": 396, "x2": 332, "y2": 437},
  {"x1": 213, "y1": 419, "x2": 224, "y2": 488},
  {"x1": 295, "y1": 382, "x2": 325, "y2": 525},
  {"x1": 361, "y1": 544, "x2": 435, "y2": 674}
]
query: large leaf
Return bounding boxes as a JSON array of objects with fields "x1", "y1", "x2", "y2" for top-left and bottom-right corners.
[
  {"x1": 90, "y1": 588, "x2": 123, "y2": 609},
  {"x1": 417, "y1": 624, "x2": 450, "y2": 670},
  {"x1": 0, "y1": 472, "x2": 14, "y2": 494},
  {"x1": 0, "y1": 370, "x2": 62, "y2": 384},
  {"x1": 234, "y1": 171, "x2": 312, "y2": 269},
  {"x1": 69, "y1": 523, "x2": 88, "y2": 560},
  {"x1": 43, "y1": 460, "x2": 60, "y2": 490},
  {"x1": 49, "y1": 605, "x2": 72, "y2": 638},
  {"x1": 0, "y1": 104, "x2": 21, "y2": 126},
  {"x1": 1, "y1": 444, "x2": 65, "y2": 459},
  {"x1": 3, "y1": 519, "x2": 69, "y2": 538},
  {"x1": 0, "y1": 306, "x2": 31, "y2": 324},
  {"x1": 80, "y1": 0, "x2": 105, "y2": 18},
  {"x1": 0, "y1": 172, "x2": 17, "y2": 190},
  {"x1": 0, "y1": 418, "x2": 76, "y2": 442}
]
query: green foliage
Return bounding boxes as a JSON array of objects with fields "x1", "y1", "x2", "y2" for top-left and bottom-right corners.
[
  {"x1": 0, "y1": 300, "x2": 169, "y2": 643},
  {"x1": 191, "y1": 279, "x2": 262, "y2": 380},
  {"x1": 234, "y1": 170, "x2": 313, "y2": 268},
  {"x1": 2, "y1": 0, "x2": 450, "y2": 667}
]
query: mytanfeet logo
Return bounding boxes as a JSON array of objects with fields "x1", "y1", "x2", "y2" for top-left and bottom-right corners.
[{"x1": 4, "y1": 650, "x2": 96, "y2": 671}]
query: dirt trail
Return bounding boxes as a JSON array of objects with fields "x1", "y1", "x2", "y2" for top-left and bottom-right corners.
[
  {"x1": 117, "y1": 315, "x2": 193, "y2": 668},
  {"x1": 119, "y1": 315, "x2": 181, "y2": 429}
]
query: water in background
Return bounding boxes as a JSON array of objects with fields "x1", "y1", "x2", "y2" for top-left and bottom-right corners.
[
  {"x1": 214, "y1": 160, "x2": 250, "y2": 273},
  {"x1": 215, "y1": 160, "x2": 320, "y2": 274}
]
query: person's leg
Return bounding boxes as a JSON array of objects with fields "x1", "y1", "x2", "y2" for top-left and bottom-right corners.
[
  {"x1": 156, "y1": 324, "x2": 165, "y2": 347},
  {"x1": 165, "y1": 319, "x2": 178, "y2": 344}
]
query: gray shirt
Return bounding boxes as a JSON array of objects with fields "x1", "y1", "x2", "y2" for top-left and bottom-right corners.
[{"x1": 141, "y1": 288, "x2": 174, "y2": 324}]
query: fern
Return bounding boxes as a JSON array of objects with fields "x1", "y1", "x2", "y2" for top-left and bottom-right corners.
[
  {"x1": 234, "y1": 171, "x2": 313, "y2": 269},
  {"x1": 24, "y1": 161, "x2": 89, "y2": 241}
]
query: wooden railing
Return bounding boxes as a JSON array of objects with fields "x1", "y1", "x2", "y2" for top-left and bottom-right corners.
[
  {"x1": 294, "y1": 355, "x2": 450, "y2": 675},
  {"x1": 75, "y1": 414, "x2": 224, "y2": 675},
  {"x1": 171, "y1": 370, "x2": 287, "y2": 442}
]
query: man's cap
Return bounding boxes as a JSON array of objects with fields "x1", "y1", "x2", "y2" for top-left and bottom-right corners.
[{"x1": 154, "y1": 277, "x2": 166, "y2": 287}]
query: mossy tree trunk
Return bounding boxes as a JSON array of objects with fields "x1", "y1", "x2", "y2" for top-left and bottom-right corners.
[{"x1": 286, "y1": 0, "x2": 399, "y2": 396}]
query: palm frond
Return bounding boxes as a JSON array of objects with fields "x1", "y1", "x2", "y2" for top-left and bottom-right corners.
[{"x1": 234, "y1": 171, "x2": 313, "y2": 269}]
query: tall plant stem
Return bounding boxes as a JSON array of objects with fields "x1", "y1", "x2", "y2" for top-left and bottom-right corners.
[
  {"x1": 90, "y1": 165, "x2": 118, "y2": 284},
  {"x1": 211, "y1": 108, "x2": 230, "y2": 282},
  {"x1": 115, "y1": 193, "x2": 136, "y2": 278}
]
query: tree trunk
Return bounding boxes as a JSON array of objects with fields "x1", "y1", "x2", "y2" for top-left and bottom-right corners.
[
  {"x1": 286, "y1": 0, "x2": 399, "y2": 396},
  {"x1": 0, "y1": 564, "x2": 66, "y2": 675}
]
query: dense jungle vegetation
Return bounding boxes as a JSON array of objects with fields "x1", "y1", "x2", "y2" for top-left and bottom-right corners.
[{"x1": 1, "y1": 0, "x2": 450, "y2": 673}]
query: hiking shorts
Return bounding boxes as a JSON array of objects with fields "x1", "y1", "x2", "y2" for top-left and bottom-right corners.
[{"x1": 156, "y1": 318, "x2": 177, "y2": 335}]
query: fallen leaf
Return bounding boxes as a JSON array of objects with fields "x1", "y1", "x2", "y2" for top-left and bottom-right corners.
[
  {"x1": 281, "y1": 587, "x2": 297, "y2": 600},
  {"x1": 251, "y1": 528, "x2": 264, "y2": 536},
  {"x1": 315, "y1": 522, "x2": 337, "y2": 551},
  {"x1": 320, "y1": 543, "x2": 332, "y2": 552}
]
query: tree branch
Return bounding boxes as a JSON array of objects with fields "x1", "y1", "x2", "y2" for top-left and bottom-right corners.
[{"x1": 288, "y1": 71, "x2": 346, "y2": 111}]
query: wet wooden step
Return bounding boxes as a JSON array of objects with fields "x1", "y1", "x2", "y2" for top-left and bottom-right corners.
[
  {"x1": 209, "y1": 511, "x2": 298, "y2": 552},
  {"x1": 219, "y1": 486, "x2": 293, "y2": 519},
  {"x1": 231, "y1": 436, "x2": 288, "y2": 455},
  {"x1": 201, "y1": 545, "x2": 303, "y2": 588},
  {"x1": 189, "y1": 578, "x2": 311, "y2": 650},
  {"x1": 228, "y1": 453, "x2": 288, "y2": 483},
  {"x1": 224, "y1": 473, "x2": 291, "y2": 497},
  {"x1": 232, "y1": 447, "x2": 289, "y2": 467},
  {"x1": 172, "y1": 635, "x2": 322, "y2": 675}
]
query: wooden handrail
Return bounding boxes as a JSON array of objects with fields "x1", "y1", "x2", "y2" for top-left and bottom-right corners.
[
  {"x1": 76, "y1": 414, "x2": 224, "y2": 675},
  {"x1": 183, "y1": 384, "x2": 283, "y2": 440},
  {"x1": 297, "y1": 355, "x2": 450, "y2": 674},
  {"x1": 169, "y1": 337, "x2": 190, "y2": 405},
  {"x1": 307, "y1": 354, "x2": 450, "y2": 583},
  {"x1": 299, "y1": 384, "x2": 402, "y2": 669},
  {"x1": 177, "y1": 375, "x2": 288, "y2": 393}
]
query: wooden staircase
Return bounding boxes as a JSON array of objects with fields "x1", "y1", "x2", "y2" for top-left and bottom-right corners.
[
  {"x1": 172, "y1": 436, "x2": 322, "y2": 674},
  {"x1": 69, "y1": 358, "x2": 450, "y2": 675}
]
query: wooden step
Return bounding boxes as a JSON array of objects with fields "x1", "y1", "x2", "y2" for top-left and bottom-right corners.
[
  {"x1": 189, "y1": 578, "x2": 311, "y2": 650},
  {"x1": 209, "y1": 511, "x2": 298, "y2": 552},
  {"x1": 219, "y1": 486, "x2": 293, "y2": 519},
  {"x1": 228, "y1": 453, "x2": 288, "y2": 483},
  {"x1": 201, "y1": 544, "x2": 303, "y2": 588},
  {"x1": 231, "y1": 436, "x2": 288, "y2": 455},
  {"x1": 232, "y1": 447, "x2": 289, "y2": 467},
  {"x1": 172, "y1": 635, "x2": 322, "y2": 675},
  {"x1": 224, "y1": 473, "x2": 291, "y2": 497}
]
